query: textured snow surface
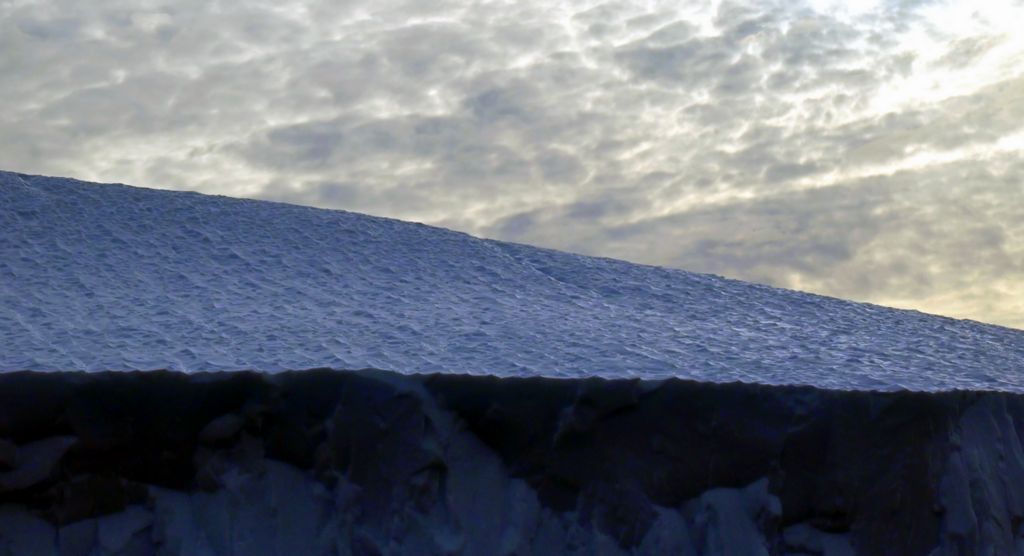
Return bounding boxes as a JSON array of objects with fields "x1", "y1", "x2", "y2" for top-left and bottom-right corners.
[{"x1": 1, "y1": 170, "x2": 1022, "y2": 391}]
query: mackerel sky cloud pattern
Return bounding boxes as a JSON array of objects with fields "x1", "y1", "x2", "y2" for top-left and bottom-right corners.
[{"x1": 1, "y1": 0, "x2": 1022, "y2": 328}]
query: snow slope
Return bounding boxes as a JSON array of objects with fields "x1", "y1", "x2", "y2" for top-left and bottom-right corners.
[{"x1": 1, "y1": 170, "x2": 1021, "y2": 391}]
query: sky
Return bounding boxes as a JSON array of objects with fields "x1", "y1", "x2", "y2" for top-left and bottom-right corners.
[{"x1": 1, "y1": 0, "x2": 1022, "y2": 329}]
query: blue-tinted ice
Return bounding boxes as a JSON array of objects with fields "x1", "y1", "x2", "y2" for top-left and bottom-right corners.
[{"x1": 1, "y1": 171, "x2": 1022, "y2": 391}]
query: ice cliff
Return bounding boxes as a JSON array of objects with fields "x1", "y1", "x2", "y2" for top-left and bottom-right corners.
[
  {"x1": 1, "y1": 171, "x2": 1023, "y2": 555},
  {"x1": 4, "y1": 370, "x2": 1024, "y2": 555}
]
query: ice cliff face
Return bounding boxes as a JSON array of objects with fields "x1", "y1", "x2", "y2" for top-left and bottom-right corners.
[
  {"x1": 3, "y1": 370, "x2": 1024, "y2": 556},
  {"x1": 1, "y1": 171, "x2": 1022, "y2": 391}
]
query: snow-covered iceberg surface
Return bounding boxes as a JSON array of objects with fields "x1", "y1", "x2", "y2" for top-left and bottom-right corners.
[
  {"x1": 2, "y1": 170, "x2": 1022, "y2": 392},
  {"x1": 2, "y1": 369, "x2": 1024, "y2": 555}
]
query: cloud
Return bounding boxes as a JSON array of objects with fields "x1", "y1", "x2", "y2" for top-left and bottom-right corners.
[{"x1": 1, "y1": 0, "x2": 1022, "y2": 328}]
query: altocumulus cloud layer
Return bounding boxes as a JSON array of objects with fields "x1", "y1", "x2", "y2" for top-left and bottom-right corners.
[{"x1": 1, "y1": 0, "x2": 1022, "y2": 328}]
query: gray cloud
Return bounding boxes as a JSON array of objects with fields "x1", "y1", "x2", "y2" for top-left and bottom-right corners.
[{"x1": 1, "y1": 0, "x2": 1022, "y2": 328}]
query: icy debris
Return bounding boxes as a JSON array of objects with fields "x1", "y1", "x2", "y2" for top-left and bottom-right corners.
[
  {"x1": 0, "y1": 437, "x2": 76, "y2": 492},
  {"x1": 684, "y1": 479, "x2": 779, "y2": 556},
  {"x1": 0, "y1": 507, "x2": 56, "y2": 556},
  {"x1": 0, "y1": 441, "x2": 15, "y2": 471},
  {"x1": 197, "y1": 414, "x2": 245, "y2": 445},
  {"x1": 782, "y1": 524, "x2": 855, "y2": 556},
  {"x1": 97, "y1": 506, "x2": 153, "y2": 553}
]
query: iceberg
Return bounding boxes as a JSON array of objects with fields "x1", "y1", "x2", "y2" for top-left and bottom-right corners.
[{"x1": 1, "y1": 171, "x2": 1023, "y2": 555}]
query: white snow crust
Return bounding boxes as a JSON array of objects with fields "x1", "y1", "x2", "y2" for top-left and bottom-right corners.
[{"x1": 1, "y1": 171, "x2": 1022, "y2": 391}]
